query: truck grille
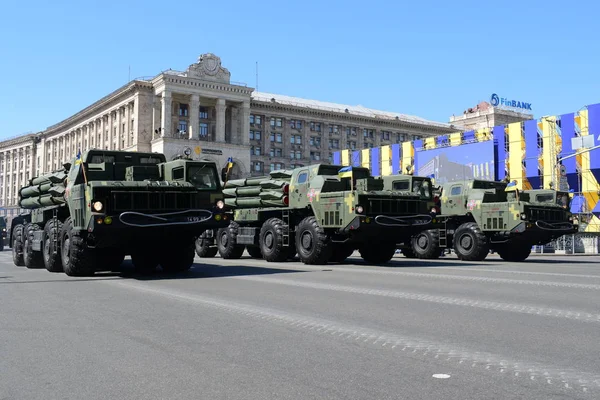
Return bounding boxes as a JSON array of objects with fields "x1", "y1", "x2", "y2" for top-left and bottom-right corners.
[
  {"x1": 526, "y1": 206, "x2": 567, "y2": 222},
  {"x1": 94, "y1": 188, "x2": 199, "y2": 213},
  {"x1": 360, "y1": 196, "x2": 422, "y2": 215}
]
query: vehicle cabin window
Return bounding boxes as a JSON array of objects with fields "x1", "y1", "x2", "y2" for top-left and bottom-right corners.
[
  {"x1": 140, "y1": 156, "x2": 162, "y2": 164},
  {"x1": 188, "y1": 165, "x2": 217, "y2": 189},
  {"x1": 297, "y1": 172, "x2": 308, "y2": 184},
  {"x1": 450, "y1": 185, "x2": 462, "y2": 196},
  {"x1": 90, "y1": 155, "x2": 115, "y2": 164},
  {"x1": 392, "y1": 181, "x2": 410, "y2": 191},
  {"x1": 172, "y1": 167, "x2": 185, "y2": 180},
  {"x1": 536, "y1": 194, "x2": 554, "y2": 203}
]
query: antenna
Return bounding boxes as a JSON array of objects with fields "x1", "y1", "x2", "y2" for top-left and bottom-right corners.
[{"x1": 256, "y1": 61, "x2": 258, "y2": 90}]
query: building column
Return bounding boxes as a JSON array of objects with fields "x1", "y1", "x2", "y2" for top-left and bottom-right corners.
[
  {"x1": 161, "y1": 91, "x2": 172, "y2": 138},
  {"x1": 241, "y1": 101, "x2": 251, "y2": 145},
  {"x1": 125, "y1": 103, "x2": 131, "y2": 147},
  {"x1": 215, "y1": 98, "x2": 226, "y2": 143},
  {"x1": 188, "y1": 94, "x2": 200, "y2": 140},
  {"x1": 116, "y1": 108, "x2": 122, "y2": 150}
]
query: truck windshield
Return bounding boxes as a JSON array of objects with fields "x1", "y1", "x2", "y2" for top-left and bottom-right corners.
[
  {"x1": 412, "y1": 178, "x2": 432, "y2": 200},
  {"x1": 188, "y1": 165, "x2": 218, "y2": 190}
]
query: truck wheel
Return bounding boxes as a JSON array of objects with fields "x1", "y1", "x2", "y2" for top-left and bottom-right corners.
[
  {"x1": 497, "y1": 245, "x2": 531, "y2": 262},
  {"x1": 131, "y1": 251, "x2": 158, "y2": 274},
  {"x1": 453, "y1": 222, "x2": 489, "y2": 261},
  {"x1": 195, "y1": 231, "x2": 218, "y2": 258},
  {"x1": 259, "y1": 218, "x2": 290, "y2": 262},
  {"x1": 60, "y1": 217, "x2": 96, "y2": 276},
  {"x1": 43, "y1": 219, "x2": 64, "y2": 272},
  {"x1": 161, "y1": 243, "x2": 195, "y2": 273},
  {"x1": 246, "y1": 245, "x2": 262, "y2": 259},
  {"x1": 12, "y1": 224, "x2": 25, "y2": 266},
  {"x1": 329, "y1": 244, "x2": 354, "y2": 263},
  {"x1": 411, "y1": 229, "x2": 441, "y2": 259},
  {"x1": 359, "y1": 242, "x2": 396, "y2": 264},
  {"x1": 24, "y1": 224, "x2": 43, "y2": 269},
  {"x1": 217, "y1": 221, "x2": 245, "y2": 259},
  {"x1": 295, "y1": 216, "x2": 331, "y2": 265}
]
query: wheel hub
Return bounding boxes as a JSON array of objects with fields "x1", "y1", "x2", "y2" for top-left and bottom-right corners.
[
  {"x1": 460, "y1": 234, "x2": 473, "y2": 250},
  {"x1": 417, "y1": 234, "x2": 428, "y2": 249},
  {"x1": 301, "y1": 231, "x2": 313, "y2": 250},
  {"x1": 265, "y1": 232, "x2": 274, "y2": 249},
  {"x1": 220, "y1": 232, "x2": 228, "y2": 246}
]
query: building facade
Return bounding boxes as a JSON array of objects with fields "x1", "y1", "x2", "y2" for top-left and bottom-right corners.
[
  {"x1": 0, "y1": 53, "x2": 457, "y2": 223},
  {"x1": 449, "y1": 101, "x2": 533, "y2": 131}
]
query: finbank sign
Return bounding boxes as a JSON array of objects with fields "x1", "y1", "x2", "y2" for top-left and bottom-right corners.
[{"x1": 490, "y1": 93, "x2": 532, "y2": 111}]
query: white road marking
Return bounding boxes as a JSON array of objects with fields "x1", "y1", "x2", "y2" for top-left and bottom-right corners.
[
  {"x1": 442, "y1": 267, "x2": 600, "y2": 280},
  {"x1": 432, "y1": 374, "x2": 451, "y2": 379},
  {"x1": 105, "y1": 279, "x2": 600, "y2": 393},
  {"x1": 227, "y1": 275, "x2": 600, "y2": 324}
]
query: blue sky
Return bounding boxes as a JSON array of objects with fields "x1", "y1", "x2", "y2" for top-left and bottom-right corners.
[{"x1": 1, "y1": 0, "x2": 599, "y2": 140}]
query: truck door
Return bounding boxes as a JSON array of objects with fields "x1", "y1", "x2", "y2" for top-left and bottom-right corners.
[
  {"x1": 445, "y1": 184, "x2": 464, "y2": 214},
  {"x1": 291, "y1": 169, "x2": 310, "y2": 205}
]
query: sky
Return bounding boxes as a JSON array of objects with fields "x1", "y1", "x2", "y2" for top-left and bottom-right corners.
[{"x1": 1, "y1": 0, "x2": 599, "y2": 140}]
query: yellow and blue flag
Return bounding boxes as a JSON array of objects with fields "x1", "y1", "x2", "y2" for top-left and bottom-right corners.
[
  {"x1": 75, "y1": 149, "x2": 82, "y2": 165},
  {"x1": 338, "y1": 166, "x2": 353, "y2": 179},
  {"x1": 505, "y1": 180, "x2": 518, "y2": 192},
  {"x1": 226, "y1": 157, "x2": 234, "y2": 172}
]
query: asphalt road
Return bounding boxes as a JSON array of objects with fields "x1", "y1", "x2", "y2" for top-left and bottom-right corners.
[{"x1": 1, "y1": 249, "x2": 600, "y2": 400}]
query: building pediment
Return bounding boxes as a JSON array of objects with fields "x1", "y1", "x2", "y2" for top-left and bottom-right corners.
[{"x1": 186, "y1": 53, "x2": 231, "y2": 84}]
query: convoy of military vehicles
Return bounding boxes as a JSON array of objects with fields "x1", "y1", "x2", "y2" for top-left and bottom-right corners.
[{"x1": 2, "y1": 148, "x2": 579, "y2": 276}]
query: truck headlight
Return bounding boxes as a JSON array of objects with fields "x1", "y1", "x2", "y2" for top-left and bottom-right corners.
[
  {"x1": 92, "y1": 201, "x2": 103, "y2": 212},
  {"x1": 520, "y1": 212, "x2": 527, "y2": 220},
  {"x1": 355, "y1": 205, "x2": 364, "y2": 214},
  {"x1": 216, "y1": 200, "x2": 224, "y2": 209}
]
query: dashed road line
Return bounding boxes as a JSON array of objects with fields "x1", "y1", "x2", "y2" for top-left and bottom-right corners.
[{"x1": 228, "y1": 275, "x2": 600, "y2": 324}]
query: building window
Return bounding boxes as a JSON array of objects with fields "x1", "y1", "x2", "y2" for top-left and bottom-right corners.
[
  {"x1": 270, "y1": 162, "x2": 284, "y2": 171},
  {"x1": 310, "y1": 137, "x2": 321, "y2": 147},
  {"x1": 295, "y1": 151, "x2": 302, "y2": 159},
  {"x1": 381, "y1": 131, "x2": 391, "y2": 141},
  {"x1": 251, "y1": 146, "x2": 261, "y2": 156},
  {"x1": 254, "y1": 162, "x2": 263, "y2": 172},
  {"x1": 290, "y1": 120, "x2": 302, "y2": 129},
  {"x1": 276, "y1": 133, "x2": 282, "y2": 143},
  {"x1": 199, "y1": 123, "x2": 208, "y2": 138},
  {"x1": 328, "y1": 139, "x2": 339, "y2": 149},
  {"x1": 310, "y1": 122, "x2": 321, "y2": 132},
  {"x1": 363, "y1": 129, "x2": 374, "y2": 139},
  {"x1": 310, "y1": 151, "x2": 320, "y2": 161},
  {"x1": 179, "y1": 104, "x2": 189, "y2": 117},
  {"x1": 329, "y1": 125, "x2": 339, "y2": 134},
  {"x1": 348, "y1": 141, "x2": 357, "y2": 150},
  {"x1": 199, "y1": 107, "x2": 208, "y2": 119},
  {"x1": 179, "y1": 120, "x2": 188, "y2": 133},
  {"x1": 250, "y1": 130, "x2": 261, "y2": 140},
  {"x1": 290, "y1": 135, "x2": 302, "y2": 144}
]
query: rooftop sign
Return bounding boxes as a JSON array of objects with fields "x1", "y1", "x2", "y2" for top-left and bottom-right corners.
[{"x1": 490, "y1": 93, "x2": 532, "y2": 111}]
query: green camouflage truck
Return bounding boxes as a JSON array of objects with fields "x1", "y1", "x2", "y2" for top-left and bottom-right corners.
[
  {"x1": 9, "y1": 149, "x2": 228, "y2": 276},
  {"x1": 394, "y1": 178, "x2": 577, "y2": 262},
  {"x1": 196, "y1": 164, "x2": 433, "y2": 265}
]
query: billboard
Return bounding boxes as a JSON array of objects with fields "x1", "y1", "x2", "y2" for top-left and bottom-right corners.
[{"x1": 416, "y1": 140, "x2": 495, "y2": 184}]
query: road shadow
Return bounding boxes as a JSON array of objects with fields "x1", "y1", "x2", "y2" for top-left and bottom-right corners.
[{"x1": 117, "y1": 260, "x2": 309, "y2": 281}]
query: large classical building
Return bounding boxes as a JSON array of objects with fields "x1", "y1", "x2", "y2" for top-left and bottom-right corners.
[
  {"x1": 449, "y1": 101, "x2": 534, "y2": 131},
  {"x1": 0, "y1": 53, "x2": 458, "y2": 221}
]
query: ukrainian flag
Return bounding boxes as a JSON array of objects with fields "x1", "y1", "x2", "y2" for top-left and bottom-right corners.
[
  {"x1": 338, "y1": 166, "x2": 353, "y2": 179},
  {"x1": 505, "y1": 180, "x2": 518, "y2": 192},
  {"x1": 226, "y1": 157, "x2": 234, "y2": 172},
  {"x1": 75, "y1": 149, "x2": 82, "y2": 165}
]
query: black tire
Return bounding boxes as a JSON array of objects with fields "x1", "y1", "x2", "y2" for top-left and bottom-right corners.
[
  {"x1": 359, "y1": 242, "x2": 397, "y2": 264},
  {"x1": 401, "y1": 246, "x2": 416, "y2": 258},
  {"x1": 24, "y1": 224, "x2": 44, "y2": 269},
  {"x1": 12, "y1": 224, "x2": 25, "y2": 266},
  {"x1": 217, "y1": 221, "x2": 245, "y2": 259},
  {"x1": 161, "y1": 243, "x2": 195, "y2": 273},
  {"x1": 246, "y1": 245, "x2": 262, "y2": 259},
  {"x1": 411, "y1": 229, "x2": 441, "y2": 259},
  {"x1": 329, "y1": 244, "x2": 354, "y2": 263},
  {"x1": 195, "y1": 230, "x2": 218, "y2": 258},
  {"x1": 0, "y1": 238, "x2": 4, "y2": 252},
  {"x1": 131, "y1": 251, "x2": 159, "y2": 275},
  {"x1": 43, "y1": 219, "x2": 64, "y2": 272},
  {"x1": 453, "y1": 222, "x2": 489, "y2": 261},
  {"x1": 60, "y1": 217, "x2": 96, "y2": 276},
  {"x1": 496, "y1": 244, "x2": 531, "y2": 262},
  {"x1": 295, "y1": 216, "x2": 331, "y2": 265},
  {"x1": 259, "y1": 218, "x2": 291, "y2": 262}
]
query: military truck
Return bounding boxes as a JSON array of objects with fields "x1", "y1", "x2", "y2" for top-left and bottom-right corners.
[
  {"x1": 0, "y1": 216, "x2": 6, "y2": 251},
  {"x1": 396, "y1": 178, "x2": 577, "y2": 262},
  {"x1": 9, "y1": 149, "x2": 228, "y2": 276},
  {"x1": 196, "y1": 164, "x2": 433, "y2": 265}
]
